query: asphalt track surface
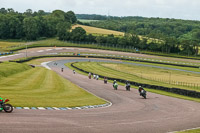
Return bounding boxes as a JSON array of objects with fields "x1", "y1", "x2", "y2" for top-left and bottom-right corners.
[{"x1": 0, "y1": 47, "x2": 200, "y2": 133}]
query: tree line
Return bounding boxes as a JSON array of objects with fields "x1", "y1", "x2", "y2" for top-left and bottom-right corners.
[
  {"x1": 0, "y1": 8, "x2": 76, "y2": 40},
  {"x1": 78, "y1": 14, "x2": 200, "y2": 55},
  {"x1": 1, "y1": 9, "x2": 200, "y2": 56},
  {"x1": 59, "y1": 26, "x2": 145, "y2": 50}
]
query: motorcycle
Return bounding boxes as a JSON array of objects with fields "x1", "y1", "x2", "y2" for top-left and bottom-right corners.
[
  {"x1": 104, "y1": 78, "x2": 107, "y2": 84},
  {"x1": 113, "y1": 83, "x2": 118, "y2": 90},
  {"x1": 0, "y1": 98, "x2": 13, "y2": 113},
  {"x1": 125, "y1": 83, "x2": 130, "y2": 91},
  {"x1": 140, "y1": 90, "x2": 147, "y2": 99}
]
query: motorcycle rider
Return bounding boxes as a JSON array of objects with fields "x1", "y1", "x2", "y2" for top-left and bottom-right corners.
[
  {"x1": 96, "y1": 75, "x2": 99, "y2": 80},
  {"x1": 104, "y1": 77, "x2": 107, "y2": 84},
  {"x1": 113, "y1": 80, "x2": 117, "y2": 87},
  {"x1": 138, "y1": 86, "x2": 145, "y2": 95},
  {"x1": 113, "y1": 80, "x2": 118, "y2": 90},
  {"x1": 125, "y1": 81, "x2": 131, "y2": 91},
  {"x1": 0, "y1": 96, "x2": 3, "y2": 111},
  {"x1": 88, "y1": 72, "x2": 91, "y2": 79}
]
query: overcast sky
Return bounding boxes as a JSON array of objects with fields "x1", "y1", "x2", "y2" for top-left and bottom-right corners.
[{"x1": 0, "y1": 0, "x2": 200, "y2": 20}]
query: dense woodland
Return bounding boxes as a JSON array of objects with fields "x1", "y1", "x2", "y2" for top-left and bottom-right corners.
[
  {"x1": 0, "y1": 8, "x2": 76, "y2": 40},
  {"x1": 77, "y1": 14, "x2": 200, "y2": 55},
  {"x1": 1, "y1": 8, "x2": 200, "y2": 56}
]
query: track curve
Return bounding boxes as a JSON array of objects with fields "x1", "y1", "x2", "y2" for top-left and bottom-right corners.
[{"x1": 0, "y1": 48, "x2": 200, "y2": 133}]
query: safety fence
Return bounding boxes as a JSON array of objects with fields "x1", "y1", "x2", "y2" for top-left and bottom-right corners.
[{"x1": 135, "y1": 75, "x2": 200, "y2": 89}]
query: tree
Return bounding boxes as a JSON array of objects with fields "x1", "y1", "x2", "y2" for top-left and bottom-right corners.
[
  {"x1": 193, "y1": 31, "x2": 200, "y2": 55},
  {"x1": 56, "y1": 22, "x2": 71, "y2": 40},
  {"x1": 0, "y1": 14, "x2": 9, "y2": 39},
  {"x1": 86, "y1": 34, "x2": 96, "y2": 42},
  {"x1": 181, "y1": 40, "x2": 195, "y2": 56},
  {"x1": 106, "y1": 34, "x2": 117, "y2": 44},
  {"x1": 23, "y1": 17, "x2": 40, "y2": 40},
  {"x1": 96, "y1": 36, "x2": 106, "y2": 44},
  {"x1": 65, "y1": 11, "x2": 77, "y2": 24},
  {"x1": 52, "y1": 10, "x2": 65, "y2": 21},
  {"x1": 70, "y1": 27, "x2": 86, "y2": 41},
  {"x1": 117, "y1": 37, "x2": 128, "y2": 46},
  {"x1": 24, "y1": 9, "x2": 33, "y2": 17},
  {"x1": 0, "y1": 8, "x2": 7, "y2": 14}
]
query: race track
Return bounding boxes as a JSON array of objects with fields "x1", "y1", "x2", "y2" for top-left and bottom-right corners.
[{"x1": 0, "y1": 48, "x2": 200, "y2": 133}]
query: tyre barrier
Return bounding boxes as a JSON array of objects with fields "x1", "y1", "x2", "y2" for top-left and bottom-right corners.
[
  {"x1": 0, "y1": 52, "x2": 13, "y2": 56},
  {"x1": 71, "y1": 63, "x2": 200, "y2": 98}
]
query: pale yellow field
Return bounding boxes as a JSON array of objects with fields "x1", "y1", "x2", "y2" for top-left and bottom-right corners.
[{"x1": 72, "y1": 24, "x2": 124, "y2": 36}]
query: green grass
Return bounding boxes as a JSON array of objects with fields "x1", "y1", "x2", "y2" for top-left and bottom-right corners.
[
  {"x1": 177, "y1": 129, "x2": 200, "y2": 133},
  {"x1": 0, "y1": 62, "x2": 31, "y2": 78},
  {"x1": 71, "y1": 62, "x2": 200, "y2": 92},
  {"x1": 0, "y1": 63, "x2": 106, "y2": 107},
  {"x1": 0, "y1": 41, "x2": 25, "y2": 51}
]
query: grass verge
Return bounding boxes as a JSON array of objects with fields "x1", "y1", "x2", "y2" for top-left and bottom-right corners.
[{"x1": 176, "y1": 128, "x2": 200, "y2": 133}]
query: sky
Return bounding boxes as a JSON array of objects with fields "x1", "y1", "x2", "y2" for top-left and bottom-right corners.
[{"x1": 0, "y1": 0, "x2": 200, "y2": 20}]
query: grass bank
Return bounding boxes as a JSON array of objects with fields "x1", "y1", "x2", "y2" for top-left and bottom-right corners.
[
  {"x1": 0, "y1": 62, "x2": 31, "y2": 78},
  {"x1": 0, "y1": 63, "x2": 106, "y2": 107}
]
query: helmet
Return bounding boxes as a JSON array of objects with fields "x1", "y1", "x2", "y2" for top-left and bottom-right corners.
[
  {"x1": 139, "y1": 86, "x2": 141, "y2": 88},
  {"x1": 114, "y1": 80, "x2": 116, "y2": 82}
]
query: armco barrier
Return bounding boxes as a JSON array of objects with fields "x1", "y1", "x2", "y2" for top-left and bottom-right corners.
[{"x1": 71, "y1": 62, "x2": 200, "y2": 98}]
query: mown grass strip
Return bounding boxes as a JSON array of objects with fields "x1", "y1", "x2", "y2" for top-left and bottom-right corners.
[
  {"x1": 0, "y1": 65, "x2": 106, "y2": 107},
  {"x1": 0, "y1": 62, "x2": 31, "y2": 78}
]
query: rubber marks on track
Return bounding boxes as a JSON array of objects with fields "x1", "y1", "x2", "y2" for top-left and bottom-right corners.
[{"x1": 14, "y1": 103, "x2": 111, "y2": 110}]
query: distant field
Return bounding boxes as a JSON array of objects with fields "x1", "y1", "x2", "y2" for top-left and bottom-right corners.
[
  {"x1": 78, "y1": 19, "x2": 99, "y2": 23},
  {"x1": 72, "y1": 24, "x2": 124, "y2": 36},
  {"x1": 0, "y1": 62, "x2": 106, "y2": 107}
]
